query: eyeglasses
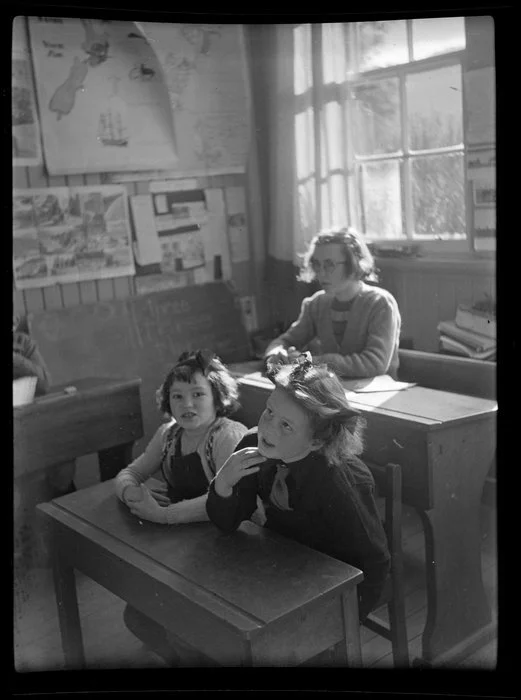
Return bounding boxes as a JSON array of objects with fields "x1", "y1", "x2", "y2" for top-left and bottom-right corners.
[{"x1": 309, "y1": 259, "x2": 347, "y2": 275}]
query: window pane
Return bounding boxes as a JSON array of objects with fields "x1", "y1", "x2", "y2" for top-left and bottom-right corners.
[
  {"x1": 358, "y1": 21, "x2": 408, "y2": 71},
  {"x1": 294, "y1": 24, "x2": 312, "y2": 96},
  {"x1": 407, "y1": 65, "x2": 463, "y2": 150},
  {"x1": 411, "y1": 153, "x2": 465, "y2": 238},
  {"x1": 361, "y1": 160, "x2": 403, "y2": 239},
  {"x1": 322, "y1": 23, "x2": 346, "y2": 84},
  {"x1": 352, "y1": 78, "x2": 401, "y2": 155},
  {"x1": 412, "y1": 17, "x2": 465, "y2": 61}
]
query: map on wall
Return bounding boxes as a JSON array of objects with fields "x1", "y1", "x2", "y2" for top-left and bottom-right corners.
[
  {"x1": 135, "y1": 21, "x2": 251, "y2": 175},
  {"x1": 13, "y1": 185, "x2": 134, "y2": 289},
  {"x1": 28, "y1": 16, "x2": 178, "y2": 175}
]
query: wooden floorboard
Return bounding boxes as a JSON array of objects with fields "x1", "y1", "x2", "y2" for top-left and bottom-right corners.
[{"x1": 13, "y1": 501, "x2": 497, "y2": 671}]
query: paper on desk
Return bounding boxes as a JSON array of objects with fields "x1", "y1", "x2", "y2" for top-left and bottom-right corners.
[{"x1": 342, "y1": 375, "x2": 416, "y2": 393}]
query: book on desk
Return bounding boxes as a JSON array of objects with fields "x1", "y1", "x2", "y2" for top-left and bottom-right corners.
[{"x1": 437, "y1": 301, "x2": 496, "y2": 361}]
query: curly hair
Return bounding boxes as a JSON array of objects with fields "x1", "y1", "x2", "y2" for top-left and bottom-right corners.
[
  {"x1": 156, "y1": 351, "x2": 240, "y2": 418},
  {"x1": 298, "y1": 226, "x2": 378, "y2": 284},
  {"x1": 270, "y1": 359, "x2": 366, "y2": 466}
]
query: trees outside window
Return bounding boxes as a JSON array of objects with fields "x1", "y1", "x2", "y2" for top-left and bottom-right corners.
[{"x1": 343, "y1": 18, "x2": 467, "y2": 243}]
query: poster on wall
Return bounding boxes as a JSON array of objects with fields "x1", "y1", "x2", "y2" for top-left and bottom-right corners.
[
  {"x1": 135, "y1": 21, "x2": 251, "y2": 175},
  {"x1": 130, "y1": 185, "x2": 232, "y2": 294},
  {"x1": 27, "y1": 16, "x2": 177, "y2": 175},
  {"x1": 13, "y1": 185, "x2": 134, "y2": 289},
  {"x1": 12, "y1": 17, "x2": 42, "y2": 167}
]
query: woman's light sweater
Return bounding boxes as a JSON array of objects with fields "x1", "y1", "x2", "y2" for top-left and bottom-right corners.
[{"x1": 265, "y1": 283, "x2": 401, "y2": 378}]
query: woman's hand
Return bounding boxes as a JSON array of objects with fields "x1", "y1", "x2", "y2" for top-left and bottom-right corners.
[
  {"x1": 126, "y1": 486, "x2": 168, "y2": 524},
  {"x1": 214, "y1": 447, "x2": 266, "y2": 498},
  {"x1": 286, "y1": 346, "x2": 301, "y2": 362},
  {"x1": 265, "y1": 345, "x2": 289, "y2": 365}
]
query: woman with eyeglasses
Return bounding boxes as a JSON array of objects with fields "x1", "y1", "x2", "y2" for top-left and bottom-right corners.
[{"x1": 264, "y1": 227, "x2": 402, "y2": 378}]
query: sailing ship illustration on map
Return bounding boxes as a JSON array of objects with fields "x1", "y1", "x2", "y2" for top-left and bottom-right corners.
[{"x1": 97, "y1": 78, "x2": 129, "y2": 147}]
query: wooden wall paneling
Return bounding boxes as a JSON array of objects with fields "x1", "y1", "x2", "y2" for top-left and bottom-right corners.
[
  {"x1": 122, "y1": 182, "x2": 137, "y2": 198},
  {"x1": 61, "y1": 284, "x2": 81, "y2": 308},
  {"x1": 135, "y1": 181, "x2": 150, "y2": 195},
  {"x1": 24, "y1": 288, "x2": 45, "y2": 314},
  {"x1": 401, "y1": 271, "x2": 423, "y2": 350},
  {"x1": 84, "y1": 174, "x2": 101, "y2": 186},
  {"x1": 42, "y1": 286, "x2": 63, "y2": 310},
  {"x1": 471, "y1": 274, "x2": 495, "y2": 305},
  {"x1": 453, "y1": 273, "x2": 474, "y2": 310},
  {"x1": 435, "y1": 274, "x2": 457, "y2": 324},
  {"x1": 13, "y1": 167, "x2": 29, "y2": 189},
  {"x1": 66, "y1": 175, "x2": 84, "y2": 188},
  {"x1": 113, "y1": 277, "x2": 133, "y2": 299},
  {"x1": 418, "y1": 272, "x2": 440, "y2": 351},
  {"x1": 47, "y1": 175, "x2": 66, "y2": 187},
  {"x1": 79, "y1": 281, "x2": 98, "y2": 304},
  {"x1": 27, "y1": 164, "x2": 48, "y2": 189},
  {"x1": 97, "y1": 279, "x2": 116, "y2": 301}
]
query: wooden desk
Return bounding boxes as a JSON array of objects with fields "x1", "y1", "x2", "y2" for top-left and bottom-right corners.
[
  {"x1": 14, "y1": 377, "x2": 143, "y2": 482},
  {"x1": 229, "y1": 362, "x2": 497, "y2": 667},
  {"x1": 14, "y1": 376, "x2": 143, "y2": 584},
  {"x1": 37, "y1": 481, "x2": 363, "y2": 668}
]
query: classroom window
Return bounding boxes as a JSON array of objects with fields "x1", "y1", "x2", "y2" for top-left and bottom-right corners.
[{"x1": 345, "y1": 18, "x2": 467, "y2": 243}]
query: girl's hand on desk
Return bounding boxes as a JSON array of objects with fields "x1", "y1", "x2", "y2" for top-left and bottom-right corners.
[
  {"x1": 127, "y1": 487, "x2": 168, "y2": 524},
  {"x1": 149, "y1": 481, "x2": 171, "y2": 507},
  {"x1": 122, "y1": 485, "x2": 144, "y2": 504},
  {"x1": 214, "y1": 447, "x2": 266, "y2": 497}
]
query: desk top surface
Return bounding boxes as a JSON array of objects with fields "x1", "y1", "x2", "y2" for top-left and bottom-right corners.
[
  {"x1": 229, "y1": 363, "x2": 497, "y2": 428},
  {"x1": 14, "y1": 376, "x2": 141, "y2": 415},
  {"x1": 39, "y1": 480, "x2": 362, "y2": 630}
]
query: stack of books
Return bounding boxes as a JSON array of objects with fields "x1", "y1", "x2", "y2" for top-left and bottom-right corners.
[{"x1": 437, "y1": 303, "x2": 496, "y2": 361}]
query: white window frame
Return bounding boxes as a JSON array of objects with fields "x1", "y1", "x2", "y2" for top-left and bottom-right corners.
[{"x1": 343, "y1": 20, "x2": 473, "y2": 256}]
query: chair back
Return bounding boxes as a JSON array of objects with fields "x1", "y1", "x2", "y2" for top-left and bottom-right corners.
[{"x1": 363, "y1": 461, "x2": 409, "y2": 667}]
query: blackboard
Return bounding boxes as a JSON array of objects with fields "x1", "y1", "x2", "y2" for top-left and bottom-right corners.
[{"x1": 30, "y1": 282, "x2": 251, "y2": 449}]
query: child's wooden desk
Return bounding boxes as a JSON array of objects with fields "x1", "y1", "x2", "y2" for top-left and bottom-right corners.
[
  {"x1": 14, "y1": 376, "x2": 143, "y2": 482},
  {"x1": 14, "y1": 376, "x2": 144, "y2": 590},
  {"x1": 229, "y1": 362, "x2": 497, "y2": 667},
  {"x1": 37, "y1": 481, "x2": 363, "y2": 668}
]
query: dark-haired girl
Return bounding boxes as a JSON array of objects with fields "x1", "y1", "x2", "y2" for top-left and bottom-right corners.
[
  {"x1": 114, "y1": 350, "x2": 248, "y2": 525},
  {"x1": 264, "y1": 227, "x2": 402, "y2": 378},
  {"x1": 114, "y1": 351, "x2": 248, "y2": 663}
]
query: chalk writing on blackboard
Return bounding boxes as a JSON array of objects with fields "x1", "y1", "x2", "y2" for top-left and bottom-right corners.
[{"x1": 30, "y1": 283, "x2": 251, "y2": 448}]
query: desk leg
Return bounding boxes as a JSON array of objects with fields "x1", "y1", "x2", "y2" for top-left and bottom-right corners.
[
  {"x1": 98, "y1": 442, "x2": 134, "y2": 482},
  {"x1": 417, "y1": 420, "x2": 496, "y2": 665},
  {"x1": 335, "y1": 588, "x2": 362, "y2": 668},
  {"x1": 52, "y1": 551, "x2": 86, "y2": 669}
]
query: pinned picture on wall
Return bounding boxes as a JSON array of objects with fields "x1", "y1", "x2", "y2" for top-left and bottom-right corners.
[
  {"x1": 473, "y1": 178, "x2": 496, "y2": 208},
  {"x1": 472, "y1": 207, "x2": 496, "y2": 252},
  {"x1": 28, "y1": 17, "x2": 177, "y2": 175},
  {"x1": 13, "y1": 185, "x2": 134, "y2": 289},
  {"x1": 159, "y1": 229, "x2": 206, "y2": 273}
]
